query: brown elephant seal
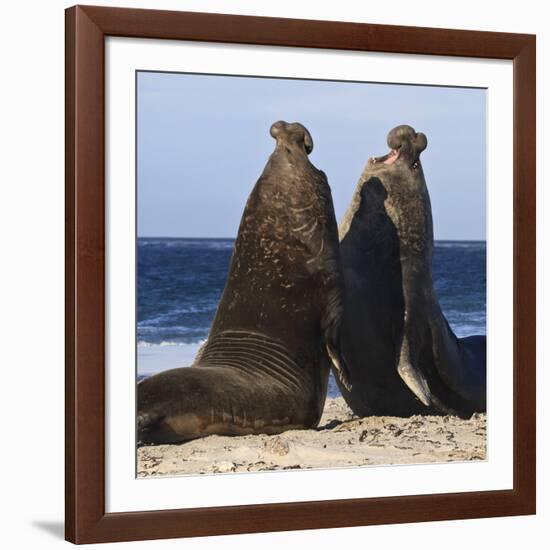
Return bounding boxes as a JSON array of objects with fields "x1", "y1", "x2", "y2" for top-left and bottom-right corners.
[
  {"x1": 138, "y1": 121, "x2": 351, "y2": 444},
  {"x1": 337, "y1": 125, "x2": 486, "y2": 418}
]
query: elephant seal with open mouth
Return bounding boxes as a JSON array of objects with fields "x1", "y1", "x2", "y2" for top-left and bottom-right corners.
[
  {"x1": 137, "y1": 121, "x2": 351, "y2": 444},
  {"x1": 337, "y1": 125, "x2": 486, "y2": 418}
]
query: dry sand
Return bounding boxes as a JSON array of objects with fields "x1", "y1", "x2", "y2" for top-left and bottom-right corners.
[{"x1": 137, "y1": 397, "x2": 486, "y2": 477}]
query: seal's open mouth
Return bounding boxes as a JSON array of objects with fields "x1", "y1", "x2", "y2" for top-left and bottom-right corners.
[
  {"x1": 371, "y1": 146, "x2": 420, "y2": 169},
  {"x1": 371, "y1": 148, "x2": 400, "y2": 165},
  {"x1": 383, "y1": 148, "x2": 400, "y2": 165}
]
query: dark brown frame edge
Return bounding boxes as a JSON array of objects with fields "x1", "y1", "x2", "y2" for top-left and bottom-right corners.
[{"x1": 65, "y1": 5, "x2": 536, "y2": 544}]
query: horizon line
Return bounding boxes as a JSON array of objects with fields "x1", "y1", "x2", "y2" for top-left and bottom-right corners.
[{"x1": 137, "y1": 236, "x2": 487, "y2": 242}]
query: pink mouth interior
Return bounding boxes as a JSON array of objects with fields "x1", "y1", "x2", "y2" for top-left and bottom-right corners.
[{"x1": 383, "y1": 149, "x2": 400, "y2": 165}]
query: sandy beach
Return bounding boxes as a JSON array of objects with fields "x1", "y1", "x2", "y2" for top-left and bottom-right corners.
[{"x1": 137, "y1": 397, "x2": 486, "y2": 477}]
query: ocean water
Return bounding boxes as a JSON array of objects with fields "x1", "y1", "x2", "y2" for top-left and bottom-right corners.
[{"x1": 137, "y1": 238, "x2": 486, "y2": 397}]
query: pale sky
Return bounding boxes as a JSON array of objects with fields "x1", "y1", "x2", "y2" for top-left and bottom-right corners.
[{"x1": 137, "y1": 71, "x2": 486, "y2": 240}]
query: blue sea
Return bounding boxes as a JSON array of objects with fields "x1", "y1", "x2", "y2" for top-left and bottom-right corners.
[{"x1": 137, "y1": 238, "x2": 486, "y2": 397}]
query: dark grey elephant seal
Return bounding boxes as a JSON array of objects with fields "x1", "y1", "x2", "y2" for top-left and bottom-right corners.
[
  {"x1": 337, "y1": 125, "x2": 486, "y2": 418},
  {"x1": 138, "y1": 121, "x2": 350, "y2": 444}
]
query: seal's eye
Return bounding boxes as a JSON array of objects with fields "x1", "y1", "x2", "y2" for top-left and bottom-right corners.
[{"x1": 412, "y1": 160, "x2": 419, "y2": 170}]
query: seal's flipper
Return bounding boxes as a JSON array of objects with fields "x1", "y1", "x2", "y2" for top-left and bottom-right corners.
[
  {"x1": 137, "y1": 410, "x2": 165, "y2": 444},
  {"x1": 397, "y1": 335, "x2": 432, "y2": 407},
  {"x1": 321, "y1": 287, "x2": 352, "y2": 392},
  {"x1": 397, "y1": 334, "x2": 460, "y2": 415},
  {"x1": 326, "y1": 342, "x2": 352, "y2": 392},
  {"x1": 397, "y1": 361, "x2": 431, "y2": 407}
]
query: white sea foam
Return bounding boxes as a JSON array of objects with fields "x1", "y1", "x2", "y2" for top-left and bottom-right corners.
[
  {"x1": 137, "y1": 340, "x2": 206, "y2": 377},
  {"x1": 137, "y1": 324, "x2": 212, "y2": 335},
  {"x1": 137, "y1": 339, "x2": 207, "y2": 348}
]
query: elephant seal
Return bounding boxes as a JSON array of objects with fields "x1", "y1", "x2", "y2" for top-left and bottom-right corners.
[
  {"x1": 337, "y1": 125, "x2": 486, "y2": 418},
  {"x1": 138, "y1": 121, "x2": 351, "y2": 444}
]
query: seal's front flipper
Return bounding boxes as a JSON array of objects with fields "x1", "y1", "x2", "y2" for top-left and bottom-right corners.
[
  {"x1": 326, "y1": 343, "x2": 352, "y2": 392},
  {"x1": 397, "y1": 361, "x2": 431, "y2": 407},
  {"x1": 322, "y1": 291, "x2": 353, "y2": 392},
  {"x1": 319, "y1": 262, "x2": 352, "y2": 393},
  {"x1": 396, "y1": 336, "x2": 432, "y2": 407}
]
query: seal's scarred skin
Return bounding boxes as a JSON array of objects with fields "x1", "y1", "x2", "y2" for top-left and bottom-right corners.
[
  {"x1": 137, "y1": 121, "x2": 350, "y2": 444},
  {"x1": 337, "y1": 125, "x2": 486, "y2": 418}
]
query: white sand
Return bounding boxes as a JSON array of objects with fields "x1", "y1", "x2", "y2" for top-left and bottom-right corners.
[{"x1": 137, "y1": 397, "x2": 486, "y2": 477}]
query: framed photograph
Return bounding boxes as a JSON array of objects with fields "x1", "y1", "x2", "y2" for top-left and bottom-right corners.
[{"x1": 65, "y1": 5, "x2": 536, "y2": 544}]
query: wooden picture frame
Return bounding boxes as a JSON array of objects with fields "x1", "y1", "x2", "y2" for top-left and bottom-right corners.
[{"x1": 65, "y1": 4, "x2": 536, "y2": 544}]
